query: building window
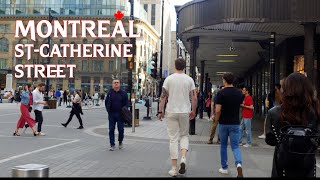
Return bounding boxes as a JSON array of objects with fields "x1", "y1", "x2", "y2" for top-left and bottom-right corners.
[
  {"x1": 0, "y1": 58, "x2": 7, "y2": 69},
  {"x1": 144, "y1": 4, "x2": 148, "y2": 12},
  {"x1": 82, "y1": 60, "x2": 88, "y2": 71},
  {"x1": 81, "y1": 76, "x2": 90, "y2": 83},
  {"x1": 0, "y1": 38, "x2": 8, "y2": 52},
  {"x1": 93, "y1": 61, "x2": 103, "y2": 72},
  {"x1": 0, "y1": 24, "x2": 10, "y2": 32},
  {"x1": 109, "y1": 60, "x2": 114, "y2": 72},
  {"x1": 151, "y1": 4, "x2": 156, "y2": 26}
]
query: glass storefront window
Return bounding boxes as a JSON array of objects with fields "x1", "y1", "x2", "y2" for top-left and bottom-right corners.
[{"x1": 293, "y1": 55, "x2": 305, "y2": 74}]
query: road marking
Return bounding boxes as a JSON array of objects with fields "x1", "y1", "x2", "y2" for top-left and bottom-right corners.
[
  {"x1": 0, "y1": 134, "x2": 77, "y2": 141},
  {"x1": 0, "y1": 113, "x2": 20, "y2": 117},
  {"x1": 0, "y1": 139, "x2": 80, "y2": 164}
]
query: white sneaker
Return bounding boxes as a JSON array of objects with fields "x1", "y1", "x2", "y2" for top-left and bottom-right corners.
[
  {"x1": 236, "y1": 164, "x2": 243, "y2": 177},
  {"x1": 38, "y1": 132, "x2": 46, "y2": 136},
  {"x1": 258, "y1": 134, "x2": 266, "y2": 139},
  {"x1": 218, "y1": 168, "x2": 229, "y2": 175},
  {"x1": 243, "y1": 144, "x2": 251, "y2": 148},
  {"x1": 179, "y1": 157, "x2": 186, "y2": 174},
  {"x1": 168, "y1": 169, "x2": 177, "y2": 177}
]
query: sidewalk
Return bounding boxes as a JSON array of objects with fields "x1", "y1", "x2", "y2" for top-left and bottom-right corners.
[{"x1": 93, "y1": 101, "x2": 269, "y2": 148}]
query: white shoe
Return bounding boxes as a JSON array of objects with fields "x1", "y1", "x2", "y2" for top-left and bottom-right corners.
[
  {"x1": 243, "y1": 144, "x2": 251, "y2": 148},
  {"x1": 236, "y1": 164, "x2": 243, "y2": 177},
  {"x1": 258, "y1": 134, "x2": 266, "y2": 139},
  {"x1": 218, "y1": 168, "x2": 229, "y2": 175},
  {"x1": 38, "y1": 132, "x2": 46, "y2": 136},
  {"x1": 179, "y1": 157, "x2": 186, "y2": 174},
  {"x1": 168, "y1": 169, "x2": 177, "y2": 177}
]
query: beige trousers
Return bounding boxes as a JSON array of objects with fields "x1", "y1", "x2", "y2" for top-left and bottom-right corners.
[{"x1": 166, "y1": 112, "x2": 190, "y2": 159}]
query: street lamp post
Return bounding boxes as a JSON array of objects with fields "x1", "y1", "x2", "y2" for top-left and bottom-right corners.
[
  {"x1": 157, "y1": 0, "x2": 165, "y2": 114},
  {"x1": 45, "y1": 8, "x2": 56, "y2": 101}
]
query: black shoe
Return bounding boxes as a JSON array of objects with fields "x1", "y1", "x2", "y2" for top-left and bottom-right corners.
[
  {"x1": 61, "y1": 123, "x2": 67, "y2": 128},
  {"x1": 77, "y1": 126, "x2": 83, "y2": 129}
]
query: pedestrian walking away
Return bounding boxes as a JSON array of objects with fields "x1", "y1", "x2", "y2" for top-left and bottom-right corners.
[
  {"x1": 258, "y1": 84, "x2": 282, "y2": 139},
  {"x1": 13, "y1": 84, "x2": 39, "y2": 136},
  {"x1": 208, "y1": 86, "x2": 223, "y2": 144},
  {"x1": 215, "y1": 73, "x2": 244, "y2": 177},
  {"x1": 239, "y1": 86, "x2": 254, "y2": 147},
  {"x1": 265, "y1": 72, "x2": 320, "y2": 177},
  {"x1": 63, "y1": 90, "x2": 68, "y2": 105},
  {"x1": 158, "y1": 58, "x2": 197, "y2": 177},
  {"x1": 56, "y1": 89, "x2": 61, "y2": 106},
  {"x1": 61, "y1": 89, "x2": 84, "y2": 129},
  {"x1": 105, "y1": 79, "x2": 128, "y2": 151}
]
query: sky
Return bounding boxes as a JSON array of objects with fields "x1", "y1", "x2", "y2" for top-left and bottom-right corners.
[{"x1": 170, "y1": 0, "x2": 193, "y2": 31}]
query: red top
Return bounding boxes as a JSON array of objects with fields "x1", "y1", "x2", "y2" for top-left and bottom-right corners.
[{"x1": 242, "y1": 95, "x2": 253, "y2": 118}]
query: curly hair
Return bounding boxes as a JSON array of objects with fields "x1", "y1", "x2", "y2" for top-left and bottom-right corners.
[{"x1": 281, "y1": 73, "x2": 320, "y2": 125}]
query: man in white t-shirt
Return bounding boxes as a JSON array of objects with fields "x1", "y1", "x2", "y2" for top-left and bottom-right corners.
[{"x1": 158, "y1": 58, "x2": 197, "y2": 177}]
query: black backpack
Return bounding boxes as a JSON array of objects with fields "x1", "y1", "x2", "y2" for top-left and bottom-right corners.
[
  {"x1": 14, "y1": 91, "x2": 21, "y2": 102},
  {"x1": 276, "y1": 125, "x2": 320, "y2": 171}
]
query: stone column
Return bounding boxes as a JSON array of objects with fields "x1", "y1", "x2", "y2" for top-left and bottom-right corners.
[
  {"x1": 100, "y1": 78, "x2": 104, "y2": 93},
  {"x1": 5, "y1": 74, "x2": 13, "y2": 92},
  {"x1": 63, "y1": 79, "x2": 68, "y2": 91},
  {"x1": 304, "y1": 23, "x2": 316, "y2": 84},
  {"x1": 75, "y1": 79, "x2": 81, "y2": 89},
  {"x1": 90, "y1": 77, "x2": 94, "y2": 96}
]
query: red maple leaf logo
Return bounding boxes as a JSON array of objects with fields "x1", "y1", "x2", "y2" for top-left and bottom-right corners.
[{"x1": 114, "y1": 10, "x2": 124, "y2": 19}]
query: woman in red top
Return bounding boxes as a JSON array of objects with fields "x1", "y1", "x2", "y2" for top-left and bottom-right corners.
[{"x1": 13, "y1": 84, "x2": 39, "y2": 136}]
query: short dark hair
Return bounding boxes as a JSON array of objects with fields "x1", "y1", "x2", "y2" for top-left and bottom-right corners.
[
  {"x1": 175, "y1": 58, "x2": 186, "y2": 71},
  {"x1": 38, "y1": 83, "x2": 45, "y2": 87},
  {"x1": 243, "y1": 86, "x2": 252, "y2": 95},
  {"x1": 222, "y1": 73, "x2": 235, "y2": 85}
]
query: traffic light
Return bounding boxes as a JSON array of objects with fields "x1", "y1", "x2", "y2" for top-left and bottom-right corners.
[{"x1": 150, "y1": 52, "x2": 158, "y2": 79}]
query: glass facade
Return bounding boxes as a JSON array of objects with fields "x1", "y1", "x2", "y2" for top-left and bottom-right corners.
[{"x1": 0, "y1": 0, "x2": 130, "y2": 16}]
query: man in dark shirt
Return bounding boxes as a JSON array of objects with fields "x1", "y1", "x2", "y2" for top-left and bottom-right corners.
[
  {"x1": 105, "y1": 79, "x2": 128, "y2": 151},
  {"x1": 215, "y1": 73, "x2": 244, "y2": 177}
]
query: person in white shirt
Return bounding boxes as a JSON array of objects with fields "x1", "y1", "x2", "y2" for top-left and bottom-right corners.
[
  {"x1": 25, "y1": 83, "x2": 47, "y2": 136},
  {"x1": 158, "y1": 58, "x2": 197, "y2": 177}
]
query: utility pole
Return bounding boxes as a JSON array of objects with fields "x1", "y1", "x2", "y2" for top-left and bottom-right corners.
[
  {"x1": 128, "y1": 0, "x2": 135, "y2": 112},
  {"x1": 157, "y1": 0, "x2": 164, "y2": 113}
]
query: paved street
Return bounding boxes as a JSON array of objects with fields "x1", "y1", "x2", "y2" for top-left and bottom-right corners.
[{"x1": 0, "y1": 102, "x2": 319, "y2": 177}]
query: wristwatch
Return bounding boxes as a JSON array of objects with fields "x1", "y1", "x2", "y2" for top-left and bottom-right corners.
[{"x1": 158, "y1": 112, "x2": 163, "y2": 114}]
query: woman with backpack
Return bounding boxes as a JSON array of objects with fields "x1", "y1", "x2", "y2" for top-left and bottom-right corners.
[
  {"x1": 265, "y1": 72, "x2": 320, "y2": 177},
  {"x1": 13, "y1": 84, "x2": 39, "y2": 136}
]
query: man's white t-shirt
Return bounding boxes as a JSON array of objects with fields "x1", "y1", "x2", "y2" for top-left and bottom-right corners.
[{"x1": 163, "y1": 73, "x2": 196, "y2": 113}]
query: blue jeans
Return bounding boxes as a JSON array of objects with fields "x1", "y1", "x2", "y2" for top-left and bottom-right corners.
[
  {"x1": 219, "y1": 124, "x2": 242, "y2": 169},
  {"x1": 108, "y1": 112, "x2": 124, "y2": 146},
  {"x1": 239, "y1": 118, "x2": 252, "y2": 145}
]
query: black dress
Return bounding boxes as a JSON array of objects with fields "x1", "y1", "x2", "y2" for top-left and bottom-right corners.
[{"x1": 265, "y1": 106, "x2": 318, "y2": 177}]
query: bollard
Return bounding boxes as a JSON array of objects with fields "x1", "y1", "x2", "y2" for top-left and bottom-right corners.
[
  {"x1": 131, "y1": 99, "x2": 135, "y2": 133},
  {"x1": 12, "y1": 164, "x2": 49, "y2": 177}
]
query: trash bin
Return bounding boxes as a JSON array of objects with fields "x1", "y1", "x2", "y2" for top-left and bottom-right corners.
[
  {"x1": 12, "y1": 164, "x2": 49, "y2": 177},
  {"x1": 48, "y1": 99, "x2": 57, "y2": 109},
  {"x1": 134, "y1": 109, "x2": 139, "y2": 127}
]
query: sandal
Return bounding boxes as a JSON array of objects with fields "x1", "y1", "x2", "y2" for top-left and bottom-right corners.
[{"x1": 13, "y1": 131, "x2": 20, "y2": 136}]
